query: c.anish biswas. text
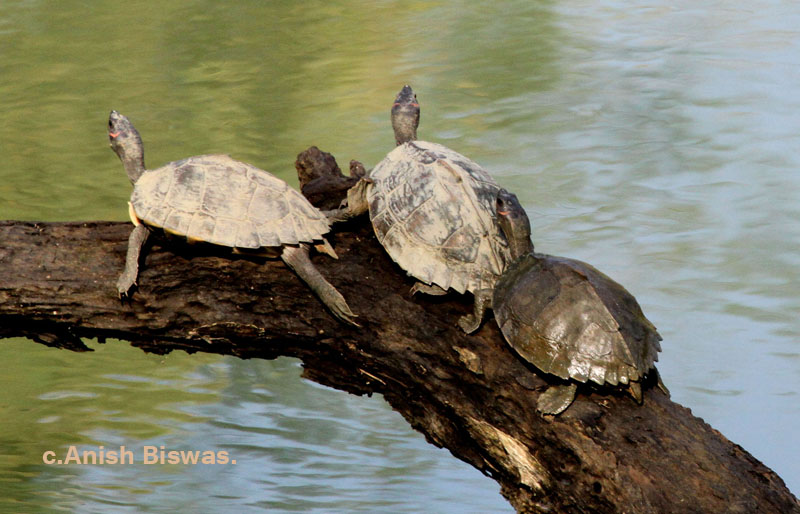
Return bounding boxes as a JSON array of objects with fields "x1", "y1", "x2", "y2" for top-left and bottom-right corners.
[{"x1": 42, "y1": 446, "x2": 235, "y2": 465}]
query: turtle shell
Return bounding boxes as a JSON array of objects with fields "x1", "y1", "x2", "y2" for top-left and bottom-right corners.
[
  {"x1": 131, "y1": 154, "x2": 330, "y2": 249},
  {"x1": 493, "y1": 253, "x2": 661, "y2": 387},
  {"x1": 366, "y1": 141, "x2": 510, "y2": 294}
]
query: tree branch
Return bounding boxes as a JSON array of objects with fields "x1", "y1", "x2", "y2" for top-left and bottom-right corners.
[{"x1": 0, "y1": 147, "x2": 797, "y2": 513}]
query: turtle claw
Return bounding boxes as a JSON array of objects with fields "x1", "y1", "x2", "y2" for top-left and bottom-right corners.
[
  {"x1": 116, "y1": 274, "x2": 137, "y2": 301},
  {"x1": 280, "y1": 245, "x2": 360, "y2": 328},
  {"x1": 331, "y1": 302, "x2": 361, "y2": 328},
  {"x1": 537, "y1": 383, "x2": 578, "y2": 415},
  {"x1": 322, "y1": 286, "x2": 360, "y2": 327}
]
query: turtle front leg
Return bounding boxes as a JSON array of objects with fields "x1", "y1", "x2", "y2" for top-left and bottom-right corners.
[
  {"x1": 457, "y1": 289, "x2": 492, "y2": 334},
  {"x1": 281, "y1": 244, "x2": 359, "y2": 327},
  {"x1": 537, "y1": 383, "x2": 578, "y2": 415},
  {"x1": 323, "y1": 177, "x2": 372, "y2": 223},
  {"x1": 117, "y1": 224, "x2": 149, "y2": 299},
  {"x1": 409, "y1": 282, "x2": 448, "y2": 296}
]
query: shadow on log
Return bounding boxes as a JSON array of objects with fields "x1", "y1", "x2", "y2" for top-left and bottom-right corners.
[{"x1": 0, "y1": 147, "x2": 797, "y2": 513}]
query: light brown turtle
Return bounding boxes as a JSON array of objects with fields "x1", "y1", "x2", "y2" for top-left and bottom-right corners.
[
  {"x1": 343, "y1": 85, "x2": 511, "y2": 332},
  {"x1": 492, "y1": 189, "x2": 666, "y2": 414},
  {"x1": 108, "y1": 110, "x2": 357, "y2": 326}
]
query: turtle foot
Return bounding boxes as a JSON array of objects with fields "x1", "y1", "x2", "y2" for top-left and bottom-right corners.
[
  {"x1": 457, "y1": 289, "x2": 491, "y2": 334},
  {"x1": 116, "y1": 273, "x2": 137, "y2": 301},
  {"x1": 322, "y1": 206, "x2": 354, "y2": 224},
  {"x1": 281, "y1": 245, "x2": 360, "y2": 328},
  {"x1": 457, "y1": 313, "x2": 481, "y2": 334},
  {"x1": 327, "y1": 293, "x2": 361, "y2": 328},
  {"x1": 344, "y1": 178, "x2": 371, "y2": 216},
  {"x1": 537, "y1": 384, "x2": 578, "y2": 415},
  {"x1": 409, "y1": 282, "x2": 447, "y2": 297}
]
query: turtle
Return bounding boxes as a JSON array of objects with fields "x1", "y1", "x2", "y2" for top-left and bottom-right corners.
[
  {"x1": 492, "y1": 188, "x2": 666, "y2": 415},
  {"x1": 108, "y1": 110, "x2": 358, "y2": 326},
  {"x1": 342, "y1": 85, "x2": 511, "y2": 332}
]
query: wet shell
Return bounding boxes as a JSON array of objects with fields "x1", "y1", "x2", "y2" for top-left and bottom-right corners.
[
  {"x1": 131, "y1": 154, "x2": 330, "y2": 249},
  {"x1": 493, "y1": 254, "x2": 661, "y2": 387},
  {"x1": 366, "y1": 141, "x2": 511, "y2": 294}
]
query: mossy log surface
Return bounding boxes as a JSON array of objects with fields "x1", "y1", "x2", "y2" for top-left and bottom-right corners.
[{"x1": 0, "y1": 147, "x2": 797, "y2": 513}]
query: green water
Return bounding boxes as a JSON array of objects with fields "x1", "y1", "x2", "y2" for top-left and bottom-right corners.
[{"x1": 1, "y1": 0, "x2": 799, "y2": 510}]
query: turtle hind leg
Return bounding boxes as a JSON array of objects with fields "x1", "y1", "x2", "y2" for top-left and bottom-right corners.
[
  {"x1": 537, "y1": 383, "x2": 578, "y2": 415},
  {"x1": 457, "y1": 289, "x2": 492, "y2": 334},
  {"x1": 117, "y1": 224, "x2": 150, "y2": 299},
  {"x1": 281, "y1": 245, "x2": 359, "y2": 327}
]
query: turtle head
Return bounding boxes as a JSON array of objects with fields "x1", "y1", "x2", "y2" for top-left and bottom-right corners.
[
  {"x1": 108, "y1": 110, "x2": 145, "y2": 184},
  {"x1": 391, "y1": 85, "x2": 420, "y2": 145},
  {"x1": 496, "y1": 188, "x2": 534, "y2": 259}
]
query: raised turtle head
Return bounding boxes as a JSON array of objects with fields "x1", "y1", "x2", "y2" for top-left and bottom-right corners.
[
  {"x1": 391, "y1": 85, "x2": 420, "y2": 145},
  {"x1": 496, "y1": 188, "x2": 534, "y2": 259},
  {"x1": 109, "y1": 110, "x2": 145, "y2": 184}
]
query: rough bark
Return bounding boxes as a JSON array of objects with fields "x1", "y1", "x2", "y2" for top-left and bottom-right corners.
[{"x1": 0, "y1": 148, "x2": 797, "y2": 513}]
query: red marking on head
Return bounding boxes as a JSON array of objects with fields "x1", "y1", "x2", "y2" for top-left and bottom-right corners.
[
  {"x1": 109, "y1": 131, "x2": 120, "y2": 138},
  {"x1": 497, "y1": 210, "x2": 510, "y2": 215}
]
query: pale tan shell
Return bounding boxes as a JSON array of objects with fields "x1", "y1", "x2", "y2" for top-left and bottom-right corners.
[
  {"x1": 131, "y1": 154, "x2": 330, "y2": 248},
  {"x1": 367, "y1": 141, "x2": 510, "y2": 294}
]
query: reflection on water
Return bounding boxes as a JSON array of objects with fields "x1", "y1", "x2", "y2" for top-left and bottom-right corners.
[
  {"x1": 0, "y1": 340, "x2": 508, "y2": 512},
  {"x1": 1, "y1": 0, "x2": 798, "y2": 508}
]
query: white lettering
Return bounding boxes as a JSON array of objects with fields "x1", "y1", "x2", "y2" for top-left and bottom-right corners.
[
  {"x1": 62, "y1": 446, "x2": 82, "y2": 465},
  {"x1": 42, "y1": 451, "x2": 56, "y2": 464}
]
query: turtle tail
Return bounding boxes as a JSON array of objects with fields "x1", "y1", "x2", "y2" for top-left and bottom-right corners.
[{"x1": 314, "y1": 238, "x2": 338, "y2": 259}]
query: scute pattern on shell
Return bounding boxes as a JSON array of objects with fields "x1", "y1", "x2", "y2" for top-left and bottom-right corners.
[
  {"x1": 366, "y1": 141, "x2": 510, "y2": 294},
  {"x1": 493, "y1": 254, "x2": 661, "y2": 387},
  {"x1": 131, "y1": 154, "x2": 330, "y2": 249}
]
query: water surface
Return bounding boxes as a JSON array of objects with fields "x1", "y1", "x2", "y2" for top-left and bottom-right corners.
[{"x1": 0, "y1": 0, "x2": 798, "y2": 510}]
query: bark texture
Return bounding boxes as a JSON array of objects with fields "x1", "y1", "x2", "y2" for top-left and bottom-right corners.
[{"x1": 0, "y1": 148, "x2": 797, "y2": 513}]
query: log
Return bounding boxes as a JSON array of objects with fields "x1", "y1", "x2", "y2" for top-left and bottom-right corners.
[{"x1": 0, "y1": 147, "x2": 797, "y2": 513}]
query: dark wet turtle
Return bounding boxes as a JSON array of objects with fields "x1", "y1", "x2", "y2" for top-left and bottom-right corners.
[
  {"x1": 108, "y1": 111, "x2": 357, "y2": 326},
  {"x1": 493, "y1": 189, "x2": 666, "y2": 414},
  {"x1": 343, "y1": 85, "x2": 511, "y2": 332}
]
